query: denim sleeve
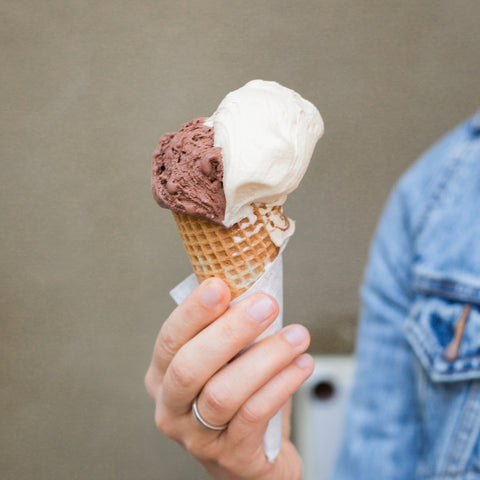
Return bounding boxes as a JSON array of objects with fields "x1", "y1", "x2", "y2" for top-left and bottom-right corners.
[
  {"x1": 329, "y1": 115, "x2": 478, "y2": 479},
  {"x1": 330, "y1": 177, "x2": 421, "y2": 479}
]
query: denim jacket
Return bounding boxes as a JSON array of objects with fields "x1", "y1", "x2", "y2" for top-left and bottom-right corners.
[{"x1": 332, "y1": 112, "x2": 480, "y2": 480}]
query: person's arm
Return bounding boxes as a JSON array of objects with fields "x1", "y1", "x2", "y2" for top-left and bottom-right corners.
[
  {"x1": 332, "y1": 178, "x2": 422, "y2": 479},
  {"x1": 145, "y1": 278, "x2": 313, "y2": 480}
]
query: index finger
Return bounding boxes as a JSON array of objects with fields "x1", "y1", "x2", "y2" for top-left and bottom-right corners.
[{"x1": 149, "y1": 278, "x2": 231, "y2": 378}]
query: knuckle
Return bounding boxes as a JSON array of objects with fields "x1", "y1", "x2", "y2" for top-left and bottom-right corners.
[
  {"x1": 183, "y1": 435, "x2": 203, "y2": 457},
  {"x1": 154, "y1": 405, "x2": 168, "y2": 433},
  {"x1": 239, "y1": 400, "x2": 264, "y2": 425},
  {"x1": 181, "y1": 435, "x2": 196, "y2": 455},
  {"x1": 180, "y1": 299, "x2": 201, "y2": 318},
  {"x1": 166, "y1": 357, "x2": 196, "y2": 392},
  {"x1": 144, "y1": 368, "x2": 156, "y2": 398},
  {"x1": 154, "y1": 405, "x2": 178, "y2": 439},
  {"x1": 220, "y1": 319, "x2": 243, "y2": 345},
  {"x1": 202, "y1": 383, "x2": 232, "y2": 418},
  {"x1": 184, "y1": 435, "x2": 218, "y2": 461},
  {"x1": 156, "y1": 324, "x2": 179, "y2": 362}
]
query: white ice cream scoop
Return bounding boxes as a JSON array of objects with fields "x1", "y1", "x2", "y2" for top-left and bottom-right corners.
[{"x1": 205, "y1": 79, "x2": 324, "y2": 238}]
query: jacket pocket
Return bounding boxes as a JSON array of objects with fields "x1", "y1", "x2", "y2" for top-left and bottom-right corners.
[
  {"x1": 404, "y1": 296, "x2": 480, "y2": 382},
  {"x1": 404, "y1": 269, "x2": 480, "y2": 383}
]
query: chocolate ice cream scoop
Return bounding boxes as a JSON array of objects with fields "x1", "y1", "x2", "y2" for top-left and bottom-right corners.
[{"x1": 152, "y1": 117, "x2": 226, "y2": 224}]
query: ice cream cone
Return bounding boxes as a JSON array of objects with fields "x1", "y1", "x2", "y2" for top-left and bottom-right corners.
[{"x1": 173, "y1": 204, "x2": 283, "y2": 299}]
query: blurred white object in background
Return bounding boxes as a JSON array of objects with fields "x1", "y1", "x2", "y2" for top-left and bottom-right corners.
[{"x1": 293, "y1": 356, "x2": 355, "y2": 480}]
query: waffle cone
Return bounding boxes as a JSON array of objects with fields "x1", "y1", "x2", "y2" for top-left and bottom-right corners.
[{"x1": 173, "y1": 205, "x2": 282, "y2": 298}]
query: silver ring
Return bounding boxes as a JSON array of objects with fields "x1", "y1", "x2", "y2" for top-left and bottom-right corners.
[{"x1": 192, "y1": 397, "x2": 229, "y2": 432}]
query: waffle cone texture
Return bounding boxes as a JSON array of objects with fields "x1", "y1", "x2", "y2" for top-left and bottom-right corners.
[{"x1": 173, "y1": 205, "x2": 281, "y2": 298}]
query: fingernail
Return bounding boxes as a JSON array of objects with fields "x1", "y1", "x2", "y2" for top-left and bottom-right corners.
[
  {"x1": 201, "y1": 282, "x2": 222, "y2": 308},
  {"x1": 296, "y1": 354, "x2": 312, "y2": 369},
  {"x1": 247, "y1": 296, "x2": 275, "y2": 323},
  {"x1": 282, "y1": 325, "x2": 308, "y2": 346}
]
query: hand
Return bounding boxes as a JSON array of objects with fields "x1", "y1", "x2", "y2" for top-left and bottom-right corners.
[{"x1": 145, "y1": 278, "x2": 314, "y2": 480}]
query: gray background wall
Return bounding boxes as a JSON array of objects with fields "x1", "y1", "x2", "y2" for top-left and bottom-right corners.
[{"x1": 2, "y1": 1, "x2": 479, "y2": 478}]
